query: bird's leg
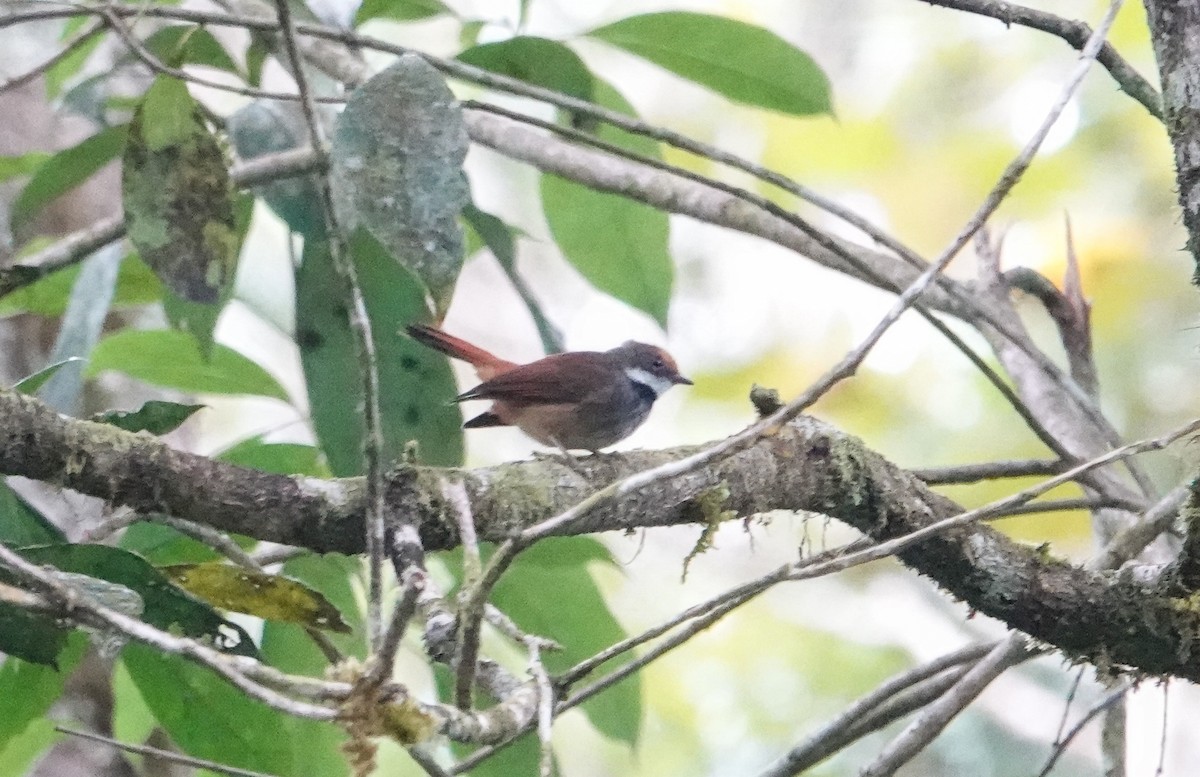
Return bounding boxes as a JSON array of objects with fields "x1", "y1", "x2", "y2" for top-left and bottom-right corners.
[{"x1": 533, "y1": 439, "x2": 591, "y2": 476}]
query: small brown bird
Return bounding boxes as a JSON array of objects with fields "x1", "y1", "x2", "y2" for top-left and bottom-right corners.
[{"x1": 407, "y1": 324, "x2": 692, "y2": 452}]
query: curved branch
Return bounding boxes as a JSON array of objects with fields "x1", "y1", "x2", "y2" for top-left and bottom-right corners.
[
  {"x1": 920, "y1": 0, "x2": 1161, "y2": 119},
  {"x1": 2, "y1": 389, "x2": 1199, "y2": 680}
]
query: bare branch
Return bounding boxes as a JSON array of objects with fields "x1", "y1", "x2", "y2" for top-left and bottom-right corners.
[{"x1": 919, "y1": 0, "x2": 1161, "y2": 119}]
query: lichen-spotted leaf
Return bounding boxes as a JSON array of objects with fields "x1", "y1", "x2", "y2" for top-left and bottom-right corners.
[
  {"x1": 162, "y1": 562, "x2": 351, "y2": 633},
  {"x1": 122, "y1": 76, "x2": 237, "y2": 304},
  {"x1": 329, "y1": 54, "x2": 469, "y2": 317}
]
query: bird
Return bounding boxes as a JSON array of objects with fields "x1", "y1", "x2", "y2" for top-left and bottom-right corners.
[{"x1": 406, "y1": 324, "x2": 692, "y2": 452}]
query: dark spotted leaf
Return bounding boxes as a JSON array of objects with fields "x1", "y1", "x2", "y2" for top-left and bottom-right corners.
[{"x1": 297, "y1": 229, "x2": 463, "y2": 475}]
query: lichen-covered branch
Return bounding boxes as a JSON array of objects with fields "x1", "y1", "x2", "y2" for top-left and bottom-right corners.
[{"x1": 3, "y1": 389, "x2": 1200, "y2": 680}]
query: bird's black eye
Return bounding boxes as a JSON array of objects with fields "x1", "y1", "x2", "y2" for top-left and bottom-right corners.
[{"x1": 653, "y1": 358, "x2": 665, "y2": 369}]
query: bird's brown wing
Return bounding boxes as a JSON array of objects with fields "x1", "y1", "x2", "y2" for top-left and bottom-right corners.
[{"x1": 457, "y1": 352, "x2": 614, "y2": 404}]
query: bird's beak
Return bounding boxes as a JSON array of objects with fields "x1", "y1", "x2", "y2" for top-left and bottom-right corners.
[{"x1": 674, "y1": 374, "x2": 694, "y2": 386}]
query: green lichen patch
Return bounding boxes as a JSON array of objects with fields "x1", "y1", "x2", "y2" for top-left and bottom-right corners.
[
  {"x1": 682, "y1": 482, "x2": 735, "y2": 581},
  {"x1": 122, "y1": 76, "x2": 237, "y2": 304}
]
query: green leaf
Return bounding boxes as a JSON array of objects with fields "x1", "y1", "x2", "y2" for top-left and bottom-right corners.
[
  {"x1": 162, "y1": 562, "x2": 351, "y2": 633},
  {"x1": 0, "y1": 606, "x2": 68, "y2": 667},
  {"x1": 0, "y1": 633, "x2": 86, "y2": 752},
  {"x1": 354, "y1": 0, "x2": 449, "y2": 26},
  {"x1": 459, "y1": 729, "x2": 549, "y2": 777},
  {"x1": 462, "y1": 203, "x2": 562, "y2": 354},
  {"x1": 141, "y1": 25, "x2": 241, "y2": 76},
  {"x1": 92, "y1": 400, "x2": 206, "y2": 434},
  {"x1": 123, "y1": 75, "x2": 238, "y2": 303},
  {"x1": 46, "y1": 29, "x2": 105, "y2": 98},
  {"x1": 12, "y1": 357, "x2": 84, "y2": 394},
  {"x1": 0, "y1": 253, "x2": 164, "y2": 318},
  {"x1": 330, "y1": 55, "x2": 470, "y2": 316},
  {"x1": 123, "y1": 645, "x2": 296, "y2": 774},
  {"x1": 87, "y1": 329, "x2": 289, "y2": 400},
  {"x1": 20, "y1": 544, "x2": 257, "y2": 656},
  {"x1": 0, "y1": 487, "x2": 72, "y2": 667},
  {"x1": 0, "y1": 482, "x2": 65, "y2": 547},
  {"x1": 258, "y1": 554, "x2": 366, "y2": 777},
  {"x1": 11, "y1": 124, "x2": 128, "y2": 232},
  {"x1": 0, "y1": 717, "x2": 60, "y2": 777},
  {"x1": 228, "y1": 102, "x2": 324, "y2": 236},
  {"x1": 588, "y1": 11, "x2": 832, "y2": 116},
  {"x1": 491, "y1": 537, "x2": 640, "y2": 745},
  {"x1": 0, "y1": 152, "x2": 50, "y2": 184},
  {"x1": 540, "y1": 81, "x2": 672, "y2": 326},
  {"x1": 457, "y1": 36, "x2": 594, "y2": 102},
  {"x1": 297, "y1": 230, "x2": 464, "y2": 475},
  {"x1": 120, "y1": 522, "x2": 220, "y2": 566},
  {"x1": 218, "y1": 437, "x2": 327, "y2": 477}
]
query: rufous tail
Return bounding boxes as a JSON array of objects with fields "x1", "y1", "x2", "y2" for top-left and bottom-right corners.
[{"x1": 406, "y1": 324, "x2": 515, "y2": 380}]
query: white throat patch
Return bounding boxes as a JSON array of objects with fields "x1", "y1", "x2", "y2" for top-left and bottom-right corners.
[{"x1": 625, "y1": 367, "x2": 673, "y2": 397}]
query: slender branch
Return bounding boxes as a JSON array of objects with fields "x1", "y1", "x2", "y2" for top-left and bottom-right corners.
[
  {"x1": 1036, "y1": 684, "x2": 1130, "y2": 777},
  {"x1": 0, "y1": 19, "x2": 104, "y2": 94},
  {"x1": 919, "y1": 0, "x2": 1161, "y2": 119},
  {"x1": 99, "y1": 6, "x2": 344, "y2": 104},
  {"x1": 3, "y1": 146, "x2": 321, "y2": 298},
  {"x1": 56, "y1": 727, "x2": 284, "y2": 777},
  {"x1": 756, "y1": 644, "x2": 993, "y2": 776},
  {"x1": 859, "y1": 635, "x2": 1030, "y2": 777},
  {"x1": 270, "y1": 0, "x2": 396, "y2": 651},
  {"x1": 913, "y1": 458, "x2": 1066, "y2": 484}
]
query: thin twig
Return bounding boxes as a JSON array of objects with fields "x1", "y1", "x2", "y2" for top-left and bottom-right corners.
[
  {"x1": 758, "y1": 642, "x2": 995, "y2": 776},
  {"x1": 859, "y1": 634, "x2": 1031, "y2": 777},
  {"x1": 913, "y1": 458, "x2": 1066, "y2": 484},
  {"x1": 454, "y1": 539, "x2": 521, "y2": 708},
  {"x1": 56, "y1": 727, "x2": 284, "y2": 777},
  {"x1": 0, "y1": 19, "x2": 104, "y2": 94},
  {"x1": 5, "y1": 146, "x2": 321, "y2": 299},
  {"x1": 100, "y1": 6, "x2": 345, "y2": 104},
  {"x1": 920, "y1": 0, "x2": 1161, "y2": 119},
  {"x1": 362, "y1": 570, "x2": 425, "y2": 689},
  {"x1": 528, "y1": 641, "x2": 555, "y2": 777},
  {"x1": 1036, "y1": 683, "x2": 1130, "y2": 777},
  {"x1": 1090, "y1": 485, "x2": 1187, "y2": 571},
  {"x1": 406, "y1": 746, "x2": 453, "y2": 777},
  {"x1": 269, "y1": 0, "x2": 395, "y2": 652}
]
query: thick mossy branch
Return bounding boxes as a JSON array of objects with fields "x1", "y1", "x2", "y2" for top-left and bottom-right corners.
[{"x1": 2, "y1": 389, "x2": 1200, "y2": 678}]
